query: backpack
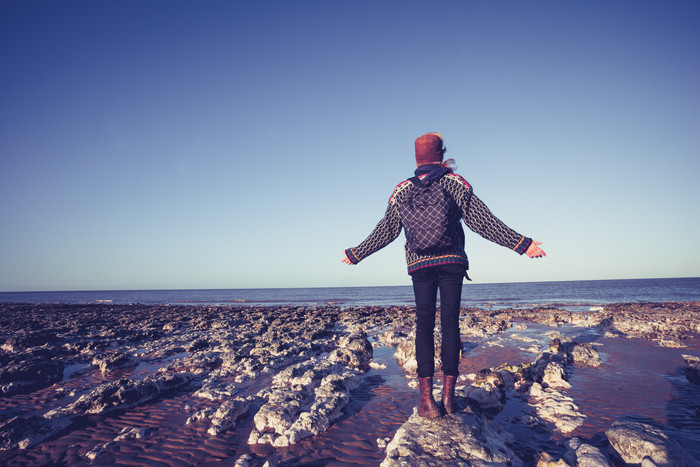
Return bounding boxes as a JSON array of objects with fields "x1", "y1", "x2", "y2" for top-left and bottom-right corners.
[{"x1": 399, "y1": 176, "x2": 455, "y2": 254}]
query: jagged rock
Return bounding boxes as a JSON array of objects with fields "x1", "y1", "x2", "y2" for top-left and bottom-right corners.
[
  {"x1": 380, "y1": 410, "x2": 523, "y2": 466},
  {"x1": 330, "y1": 333, "x2": 373, "y2": 369},
  {"x1": 606, "y1": 419, "x2": 700, "y2": 466},
  {"x1": 162, "y1": 321, "x2": 182, "y2": 333},
  {"x1": 280, "y1": 372, "x2": 359, "y2": 446},
  {"x1": 377, "y1": 330, "x2": 408, "y2": 347},
  {"x1": 187, "y1": 337, "x2": 210, "y2": 352},
  {"x1": 460, "y1": 315, "x2": 511, "y2": 337},
  {"x1": 682, "y1": 354, "x2": 700, "y2": 385},
  {"x1": 394, "y1": 331, "x2": 442, "y2": 377},
  {"x1": 568, "y1": 343, "x2": 603, "y2": 367},
  {"x1": 657, "y1": 338, "x2": 687, "y2": 348},
  {"x1": 1, "y1": 331, "x2": 58, "y2": 352},
  {"x1": 0, "y1": 415, "x2": 72, "y2": 450},
  {"x1": 536, "y1": 452, "x2": 568, "y2": 466},
  {"x1": 91, "y1": 352, "x2": 139, "y2": 373},
  {"x1": 85, "y1": 426, "x2": 146, "y2": 460},
  {"x1": 44, "y1": 372, "x2": 192, "y2": 419},
  {"x1": 234, "y1": 454, "x2": 254, "y2": 467},
  {"x1": 208, "y1": 396, "x2": 254, "y2": 436},
  {"x1": 541, "y1": 361, "x2": 571, "y2": 389},
  {"x1": 186, "y1": 407, "x2": 215, "y2": 425},
  {"x1": 194, "y1": 380, "x2": 238, "y2": 400},
  {"x1": 250, "y1": 358, "x2": 361, "y2": 447},
  {"x1": 529, "y1": 383, "x2": 585, "y2": 434},
  {"x1": 0, "y1": 359, "x2": 64, "y2": 396},
  {"x1": 463, "y1": 369, "x2": 506, "y2": 415},
  {"x1": 565, "y1": 438, "x2": 608, "y2": 467}
]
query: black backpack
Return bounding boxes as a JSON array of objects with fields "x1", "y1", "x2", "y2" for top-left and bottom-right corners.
[{"x1": 399, "y1": 176, "x2": 455, "y2": 254}]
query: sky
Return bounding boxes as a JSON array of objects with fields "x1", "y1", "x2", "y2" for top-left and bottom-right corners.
[{"x1": 1, "y1": 0, "x2": 699, "y2": 291}]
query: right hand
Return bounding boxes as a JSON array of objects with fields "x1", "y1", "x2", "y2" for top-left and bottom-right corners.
[{"x1": 341, "y1": 253, "x2": 354, "y2": 265}]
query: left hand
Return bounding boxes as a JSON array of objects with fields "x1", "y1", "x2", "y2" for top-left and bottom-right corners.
[
  {"x1": 341, "y1": 253, "x2": 354, "y2": 265},
  {"x1": 526, "y1": 241, "x2": 546, "y2": 258}
]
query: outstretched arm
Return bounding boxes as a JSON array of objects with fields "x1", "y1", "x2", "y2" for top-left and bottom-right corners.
[{"x1": 342, "y1": 202, "x2": 402, "y2": 265}]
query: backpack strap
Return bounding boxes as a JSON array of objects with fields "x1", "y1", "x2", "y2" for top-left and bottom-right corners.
[{"x1": 409, "y1": 176, "x2": 423, "y2": 187}]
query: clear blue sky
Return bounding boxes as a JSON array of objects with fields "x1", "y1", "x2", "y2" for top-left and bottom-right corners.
[{"x1": 1, "y1": 0, "x2": 699, "y2": 291}]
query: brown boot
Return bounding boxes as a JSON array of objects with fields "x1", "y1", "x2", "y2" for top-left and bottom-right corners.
[
  {"x1": 442, "y1": 374, "x2": 457, "y2": 414},
  {"x1": 417, "y1": 377, "x2": 441, "y2": 419}
]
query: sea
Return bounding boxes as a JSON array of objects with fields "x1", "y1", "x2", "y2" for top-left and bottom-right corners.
[{"x1": 1, "y1": 277, "x2": 698, "y2": 312}]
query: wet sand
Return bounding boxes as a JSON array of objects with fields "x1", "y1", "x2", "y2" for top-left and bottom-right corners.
[{"x1": 1, "y1": 302, "x2": 699, "y2": 465}]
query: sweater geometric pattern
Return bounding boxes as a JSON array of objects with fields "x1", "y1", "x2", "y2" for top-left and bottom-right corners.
[{"x1": 345, "y1": 173, "x2": 532, "y2": 275}]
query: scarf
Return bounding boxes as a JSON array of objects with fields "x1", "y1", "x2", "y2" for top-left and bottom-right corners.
[{"x1": 414, "y1": 164, "x2": 452, "y2": 183}]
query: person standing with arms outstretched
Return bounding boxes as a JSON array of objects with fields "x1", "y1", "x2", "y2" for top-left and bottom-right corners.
[{"x1": 342, "y1": 132, "x2": 546, "y2": 419}]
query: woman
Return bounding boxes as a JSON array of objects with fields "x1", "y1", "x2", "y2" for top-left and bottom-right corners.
[{"x1": 342, "y1": 132, "x2": 545, "y2": 418}]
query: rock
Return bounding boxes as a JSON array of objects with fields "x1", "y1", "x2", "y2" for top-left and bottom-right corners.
[
  {"x1": 377, "y1": 436, "x2": 391, "y2": 449},
  {"x1": 0, "y1": 415, "x2": 71, "y2": 450},
  {"x1": 380, "y1": 410, "x2": 523, "y2": 466},
  {"x1": 44, "y1": 372, "x2": 192, "y2": 419},
  {"x1": 606, "y1": 419, "x2": 700, "y2": 466},
  {"x1": 251, "y1": 357, "x2": 361, "y2": 446},
  {"x1": 565, "y1": 438, "x2": 608, "y2": 467},
  {"x1": 1, "y1": 331, "x2": 58, "y2": 352},
  {"x1": 281, "y1": 372, "x2": 359, "y2": 445},
  {"x1": 234, "y1": 454, "x2": 254, "y2": 467},
  {"x1": 685, "y1": 364, "x2": 700, "y2": 385},
  {"x1": 85, "y1": 426, "x2": 146, "y2": 460},
  {"x1": 568, "y1": 343, "x2": 602, "y2": 367},
  {"x1": 207, "y1": 396, "x2": 253, "y2": 436},
  {"x1": 91, "y1": 352, "x2": 139, "y2": 373},
  {"x1": 529, "y1": 383, "x2": 585, "y2": 434},
  {"x1": 463, "y1": 369, "x2": 507, "y2": 415},
  {"x1": 187, "y1": 337, "x2": 210, "y2": 352},
  {"x1": 394, "y1": 331, "x2": 442, "y2": 377},
  {"x1": 682, "y1": 354, "x2": 700, "y2": 385},
  {"x1": 541, "y1": 361, "x2": 571, "y2": 389},
  {"x1": 329, "y1": 333, "x2": 373, "y2": 369},
  {"x1": 536, "y1": 452, "x2": 568, "y2": 466},
  {"x1": 0, "y1": 359, "x2": 64, "y2": 396},
  {"x1": 657, "y1": 338, "x2": 687, "y2": 348}
]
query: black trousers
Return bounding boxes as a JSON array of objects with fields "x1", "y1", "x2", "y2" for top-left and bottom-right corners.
[{"x1": 411, "y1": 264, "x2": 465, "y2": 378}]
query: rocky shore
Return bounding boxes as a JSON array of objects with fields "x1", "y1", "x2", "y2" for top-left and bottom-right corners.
[{"x1": 0, "y1": 301, "x2": 698, "y2": 466}]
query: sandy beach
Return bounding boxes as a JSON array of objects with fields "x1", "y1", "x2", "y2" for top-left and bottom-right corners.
[{"x1": 1, "y1": 302, "x2": 699, "y2": 466}]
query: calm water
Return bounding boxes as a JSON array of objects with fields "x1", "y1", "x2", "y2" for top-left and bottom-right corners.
[{"x1": 1, "y1": 277, "x2": 698, "y2": 312}]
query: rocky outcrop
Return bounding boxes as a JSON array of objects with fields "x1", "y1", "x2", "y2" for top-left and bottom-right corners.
[
  {"x1": 85, "y1": 426, "x2": 146, "y2": 460},
  {"x1": 381, "y1": 410, "x2": 523, "y2": 467},
  {"x1": 91, "y1": 352, "x2": 139, "y2": 373},
  {"x1": 0, "y1": 358, "x2": 64, "y2": 396},
  {"x1": 0, "y1": 301, "x2": 697, "y2": 465},
  {"x1": 394, "y1": 330, "x2": 441, "y2": 377},
  {"x1": 207, "y1": 396, "x2": 255, "y2": 436},
  {"x1": 463, "y1": 369, "x2": 507, "y2": 415},
  {"x1": 248, "y1": 354, "x2": 364, "y2": 446},
  {"x1": 528, "y1": 383, "x2": 585, "y2": 434},
  {"x1": 45, "y1": 372, "x2": 192, "y2": 419},
  {"x1": 682, "y1": 354, "x2": 700, "y2": 385},
  {"x1": 564, "y1": 438, "x2": 608, "y2": 467},
  {"x1": 0, "y1": 415, "x2": 71, "y2": 451},
  {"x1": 606, "y1": 419, "x2": 700, "y2": 466}
]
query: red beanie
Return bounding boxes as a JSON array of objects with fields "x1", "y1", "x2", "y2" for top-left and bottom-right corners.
[{"x1": 415, "y1": 133, "x2": 445, "y2": 166}]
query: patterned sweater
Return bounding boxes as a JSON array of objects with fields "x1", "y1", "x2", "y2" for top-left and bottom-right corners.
[{"x1": 345, "y1": 172, "x2": 532, "y2": 275}]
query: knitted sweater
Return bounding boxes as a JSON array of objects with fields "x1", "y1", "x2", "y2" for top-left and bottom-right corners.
[{"x1": 344, "y1": 172, "x2": 532, "y2": 275}]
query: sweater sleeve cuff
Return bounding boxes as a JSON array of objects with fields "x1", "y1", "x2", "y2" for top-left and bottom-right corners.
[
  {"x1": 513, "y1": 237, "x2": 532, "y2": 255},
  {"x1": 345, "y1": 248, "x2": 361, "y2": 264}
]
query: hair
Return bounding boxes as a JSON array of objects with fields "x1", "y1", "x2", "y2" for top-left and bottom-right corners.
[{"x1": 442, "y1": 158, "x2": 457, "y2": 170}]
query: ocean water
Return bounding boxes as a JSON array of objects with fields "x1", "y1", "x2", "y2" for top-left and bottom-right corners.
[{"x1": 1, "y1": 277, "x2": 698, "y2": 312}]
